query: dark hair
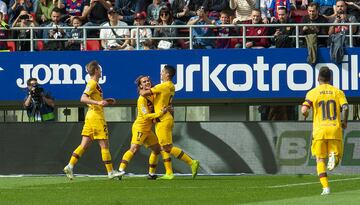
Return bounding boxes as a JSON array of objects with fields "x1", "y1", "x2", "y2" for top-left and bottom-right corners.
[
  {"x1": 277, "y1": 6, "x2": 287, "y2": 13},
  {"x1": 71, "y1": 16, "x2": 81, "y2": 24},
  {"x1": 252, "y1": 8, "x2": 261, "y2": 14},
  {"x1": 220, "y1": 10, "x2": 231, "y2": 17},
  {"x1": 26, "y1": 78, "x2": 38, "y2": 86},
  {"x1": 52, "y1": 7, "x2": 62, "y2": 14},
  {"x1": 308, "y1": 2, "x2": 320, "y2": 10},
  {"x1": 318, "y1": 66, "x2": 331, "y2": 82},
  {"x1": 158, "y1": 7, "x2": 173, "y2": 24},
  {"x1": 86, "y1": 60, "x2": 100, "y2": 76},
  {"x1": 164, "y1": 65, "x2": 176, "y2": 80},
  {"x1": 336, "y1": 0, "x2": 346, "y2": 3}
]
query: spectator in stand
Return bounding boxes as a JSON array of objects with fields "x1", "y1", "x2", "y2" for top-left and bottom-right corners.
[
  {"x1": 115, "y1": 0, "x2": 147, "y2": 25},
  {"x1": 237, "y1": 8, "x2": 269, "y2": 48},
  {"x1": 57, "y1": 0, "x2": 85, "y2": 23},
  {"x1": 328, "y1": 0, "x2": 357, "y2": 45},
  {"x1": 8, "y1": 0, "x2": 32, "y2": 26},
  {"x1": 80, "y1": 0, "x2": 111, "y2": 37},
  {"x1": 270, "y1": 6, "x2": 295, "y2": 48},
  {"x1": 12, "y1": 9, "x2": 38, "y2": 51},
  {"x1": 146, "y1": 0, "x2": 167, "y2": 25},
  {"x1": 65, "y1": 16, "x2": 83, "y2": 50},
  {"x1": 260, "y1": 0, "x2": 271, "y2": 23},
  {"x1": 345, "y1": 1, "x2": 360, "y2": 20},
  {"x1": 269, "y1": 0, "x2": 291, "y2": 22},
  {"x1": 0, "y1": 11, "x2": 8, "y2": 50},
  {"x1": 131, "y1": 12, "x2": 152, "y2": 49},
  {"x1": 312, "y1": 0, "x2": 336, "y2": 17},
  {"x1": 141, "y1": 39, "x2": 153, "y2": 49},
  {"x1": 229, "y1": 0, "x2": 255, "y2": 23},
  {"x1": 99, "y1": 7, "x2": 130, "y2": 50},
  {"x1": 301, "y1": 2, "x2": 328, "y2": 47},
  {"x1": 187, "y1": 6, "x2": 215, "y2": 49},
  {"x1": 215, "y1": 10, "x2": 235, "y2": 48},
  {"x1": 36, "y1": 0, "x2": 55, "y2": 25},
  {"x1": 0, "y1": 0, "x2": 7, "y2": 16},
  {"x1": 171, "y1": 0, "x2": 197, "y2": 24},
  {"x1": 154, "y1": 6, "x2": 177, "y2": 49},
  {"x1": 43, "y1": 7, "x2": 68, "y2": 50},
  {"x1": 202, "y1": 0, "x2": 229, "y2": 20}
]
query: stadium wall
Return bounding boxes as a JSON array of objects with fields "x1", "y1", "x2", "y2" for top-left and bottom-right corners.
[
  {"x1": 1, "y1": 48, "x2": 360, "y2": 105},
  {"x1": 1, "y1": 122, "x2": 359, "y2": 175}
]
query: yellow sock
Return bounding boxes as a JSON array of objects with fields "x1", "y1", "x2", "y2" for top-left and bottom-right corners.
[
  {"x1": 119, "y1": 150, "x2": 134, "y2": 171},
  {"x1": 148, "y1": 151, "x2": 158, "y2": 175},
  {"x1": 69, "y1": 145, "x2": 85, "y2": 166},
  {"x1": 317, "y1": 161, "x2": 329, "y2": 188},
  {"x1": 101, "y1": 148, "x2": 113, "y2": 173},
  {"x1": 161, "y1": 151, "x2": 173, "y2": 175},
  {"x1": 170, "y1": 146, "x2": 193, "y2": 166}
]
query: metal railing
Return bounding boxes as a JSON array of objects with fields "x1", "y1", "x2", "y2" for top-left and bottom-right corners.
[{"x1": 1, "y1": 22, "x2": 359, "y2": 51}]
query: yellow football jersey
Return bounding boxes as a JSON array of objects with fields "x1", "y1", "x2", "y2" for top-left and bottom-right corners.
[
  {"x1": 151, "y1": 81, "x2": 175, "y2": 121},
  {"x1": 303, "y1": 84, "x2": 348, "y2": 140},
  {"x1": 133, "y1": 95, "x2": 163, "y2": 132},
  {"x1": 83, "y1": 79, "x2": 104, "y2": 118}
]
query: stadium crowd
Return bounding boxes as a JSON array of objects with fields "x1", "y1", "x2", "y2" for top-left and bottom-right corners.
[{"x1": 0, "y1": 0, "x2": 359, "y2": 51}]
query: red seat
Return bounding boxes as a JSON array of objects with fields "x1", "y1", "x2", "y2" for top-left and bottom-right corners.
[
  {"x1": 86, "y1": 40, "x2": 100, "y2": 51},
  {"x1": 230, "y1": 38, "x2": 240, "y2": 48},
  {"x1": 6, "y1": 41, "x2": 16, "y2": 51},
  {"x1": 37, "y1": 40, "x2": 44, "y2": 50}
]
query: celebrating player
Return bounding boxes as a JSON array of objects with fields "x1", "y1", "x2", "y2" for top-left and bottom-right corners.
[
  {"x1": 63, "y1": 60, "x2": 122, "y2": 179},
  {"x1": 118, "y1": 75, "x2": 170, "y2": 179},
  {"x1": 139, "y1": 65, "x2": 200, "y2": 179}
]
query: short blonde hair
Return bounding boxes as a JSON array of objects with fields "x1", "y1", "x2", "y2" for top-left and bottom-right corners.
[{"x1": 86, "y1": 60, "x2": 100, "y2": 76}]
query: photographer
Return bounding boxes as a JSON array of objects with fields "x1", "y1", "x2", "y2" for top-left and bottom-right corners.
[{"x1": 24, "y1": 78, "x2": 55, "y2": 122}]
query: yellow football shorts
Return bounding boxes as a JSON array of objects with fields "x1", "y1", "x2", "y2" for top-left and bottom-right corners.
[
  {"x1": 155, "y1": 119, "x2": 174, "y2": 146},
  {"x1": 131, "y1": 127, "x2": 158, "y2": 147},
  {"x1": 81, "y1": 118, "x2": 109, "y2": 140},
  {"x1": 311, "y1": 139, "x2": 343, "y2": 159}
]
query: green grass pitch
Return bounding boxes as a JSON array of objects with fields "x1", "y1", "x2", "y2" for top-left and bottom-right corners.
[{"x1": 1, "y1": 175, "x2": 360, "y2": 205}]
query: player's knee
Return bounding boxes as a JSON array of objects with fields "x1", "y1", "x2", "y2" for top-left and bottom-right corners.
[
  {"x1": 161, "y1": 145, "x2": 172, "y2": 153},
  {"x1": 130, "y1": 144, "x2": 140, "y2": 153},
  {"x1": 316, "y1": 158, "x2": 325, "y2": 163}
]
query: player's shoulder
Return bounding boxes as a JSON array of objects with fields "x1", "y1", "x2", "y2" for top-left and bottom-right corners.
[
  {"x1": 137, "y1": 95, "x2": 147, "y2": 103},
  {"x1": 86, "y1": 79, "x2": 97, "y2": 87}
]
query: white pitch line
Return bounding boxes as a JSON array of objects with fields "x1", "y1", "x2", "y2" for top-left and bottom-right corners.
[{"x1": 268, "y1": 177, "x2": 360, "y2": 188}]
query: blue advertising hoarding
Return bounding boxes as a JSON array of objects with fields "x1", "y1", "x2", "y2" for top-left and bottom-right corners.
[{"x1": 0, "y1": 48, "x2": 359, "y2": 102}]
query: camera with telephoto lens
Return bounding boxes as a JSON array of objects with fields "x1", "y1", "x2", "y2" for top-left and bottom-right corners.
[{"x1": 30, "y1": 84, "x2": 44, "y2": 103}]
